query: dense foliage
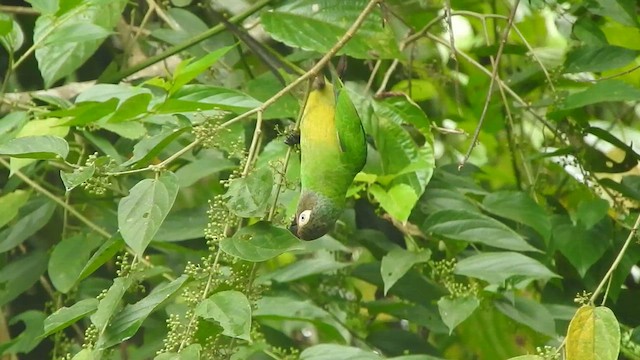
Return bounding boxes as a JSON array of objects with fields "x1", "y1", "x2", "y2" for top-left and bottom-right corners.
[{"x1": 1, "y1": 0, "x2": 640, "y2": 359}]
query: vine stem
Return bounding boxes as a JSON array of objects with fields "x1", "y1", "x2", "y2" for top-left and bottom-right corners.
[
  {"x1": 589, "y1": 212, "x2": 640, "y2": 305},
  {"x1": 458, "y1": 0, "x2": 520, "y2": 169}
]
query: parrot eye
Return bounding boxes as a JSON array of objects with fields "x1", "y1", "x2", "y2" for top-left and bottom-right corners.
[{"x1": 298, "y1": 210, "x2": 312, "y2": 226}]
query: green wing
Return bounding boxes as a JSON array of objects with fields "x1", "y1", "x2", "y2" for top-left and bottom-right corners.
[{"x1": 334, "y1": 86, "x2": 367, "y2": 176}]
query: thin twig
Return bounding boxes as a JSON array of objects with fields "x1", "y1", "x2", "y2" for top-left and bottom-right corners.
[
  {"x1": 459, "y1": 0, "x2": 521, "y2": 169},
  {"x1": 0, "y1": 5, "x2": 39, "y2": 15},
  {"x1": 590, "y1": 212, "x2": 640, "y2": 305}
]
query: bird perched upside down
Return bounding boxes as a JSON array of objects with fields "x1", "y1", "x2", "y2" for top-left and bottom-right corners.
[{"x1": 290, "y1": 76, "x2": 367, "y2": 240}]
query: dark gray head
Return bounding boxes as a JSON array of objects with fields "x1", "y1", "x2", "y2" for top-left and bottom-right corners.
[{"x1": 290, "y1": 191, "x2": 342, "y2": 241}]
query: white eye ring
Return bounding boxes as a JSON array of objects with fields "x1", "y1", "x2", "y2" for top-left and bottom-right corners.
[{"x1": 298, "y1": 210, "x2": 312, "y2": 226}]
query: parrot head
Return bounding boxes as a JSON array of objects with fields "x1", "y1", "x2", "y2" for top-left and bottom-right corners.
[{"x1": 290, "y1": 191, "x2": 342, "y2": 241}]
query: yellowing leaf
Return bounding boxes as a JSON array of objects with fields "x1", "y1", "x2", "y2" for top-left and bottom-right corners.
[{"x1": 566, "y1": 305, "x2": 620, "y2": 360}]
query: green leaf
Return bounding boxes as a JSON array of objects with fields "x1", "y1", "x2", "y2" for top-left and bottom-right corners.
[
  {"x1": 423, "y1": 210, "x2": 540, "y2": 252},
  {"x1": 121, "y1": 128, "x2": 190, "y2": 167},
  {"x1": 254, "y1": 296, "x2": 348, "y2": 342},
  {"x1": 42, "y1": 22, "x2": 111, "y2": 46},
  {"x1": 564, "y1": 45, "x2": 639, "y2": 73},
  {"x1": 60, "y1": 165, "x2": 95, "y2": 192},
  {"x1": 48, "y1": 234, "x2": 102, "y2": 293},
  {"x1": 437, "y1": 296, "x2": 480, "y2": 334},
  {"x1": 507, "y1": 356, "x2": 545, "y2": 360},
  {"x1": 220, "y1": 221, "x2": 301, "y2": 262},
  {"x1": 0, "y1": 190, "x2": 30, "y2": 229},
  {"x1": 172, "y1": 85, "x2": 263, "y2": 114},
  {"x1": 369, "y1": 183, "x2": 419, "y2": 222},
  {"x1": 90, "y1": 277, "x2": 132, "y2": 332},
  {"x1": 34, "y1": 0, "x2": 127, "y2": 87},
  {"x1": 225, "y1": 167, "x2": 273, "y2": 218},
  {"x1": 258, "y1": 255, "x2": 351, "y2": 283},
  {"x1": 573, "y1": 18, "x2": 607, "y2": 45},
  {"x1": 420, "y1": 188, "x2": 478, "y2": 214},
  {"x1": 175, "y1": 149, "x2": 236, "y2": 188},
  {"x1": 0, "y1": 135, "x2": 69, "y2": 159},
  {"x1": 558, "y1": 80, "x2": 640, "y2": 110},
  {"x1": 261, "y1": 0, "x2": 401, "y2": 59},
  {"x1": 195, "y1": 290, "x2": 251, "y2": 341},
  {"x1": 43, "y1": 299, "x2": 99, "y2": 337},
  {"x1": 300, "y1": 344, "x2": 382, "y2": 360},
  {"x1": 118, "y1": 172, "x2": 179, "y2": 256},
  {"x1": 587, "y1": 0, "x2": 639, "y2": 27},
  {"x1": 494, "y1": 297, "x2": 556, "y2": 336},
  {"x1": 154, "y1": 344, "x2": 201, "y2": 360},
  {"x1": 576, "y1": 198, "x2": 609, "y2": 229},
  {"x1": 256, "y1": 253, "x2": 351, "y2": 283},
  {"x1": 381, "y1": 247, "x2": 431, "y2": 295},
  {"x1": 170, "y1": 46, "x2": 234, "y2": 94},
  {"x1": 77, "y1": 237, "x2": 124, "y2": 281},
  {"x1": 0, "y1": 311, "x2": 46, "y2": 355},
  {"x1": 0, "y1": 14, "x2": 24, "y2": 53},
  {"x1": 0, "y1": 251, "x2": 48, "y2": 306},
  {"x1": 106, "y1": 93, "x2": 152, "y2": 123},
  {"x1": 25, "y1": 0, "x2": 58, "y2": 14},
  {"x1": 99, "y1": 275, "x2": 188, "y2": 349},
  {"x1": 155, "y1": 206, "x2": 208, "y2": 242},
  {"x1": 0, "y1": 112, "x2": 28, "y2": 144},
  {"x1": 0, "y1": 199, "x2": 56, "y2": 253},
  {"x1": 566, "y1": 305, "x2": 620, "y2": 360},
  {"x1": 482, "y1": 191, "x2": 551, "y2": 240},
  {"x1": 454, "y1": 252, "x2": 560, "y2": 284},
  {"x1": 552, "y1": 222, "x2": 610, "y2": 277}
]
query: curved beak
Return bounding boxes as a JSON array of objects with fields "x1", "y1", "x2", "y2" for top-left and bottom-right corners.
[{"x1": 289, "y1": 218, "x2": 299, "y2": 238}]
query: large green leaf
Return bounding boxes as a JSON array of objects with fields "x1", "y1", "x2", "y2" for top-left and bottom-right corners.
[
  {"x1": 0, "y1": 199, "x2": 56, "y2": 253},
  {"x1": 220, "y1": 221, "x2": 301, "y2": 262},
  {"x1": 170, "y1": 45, "x2": 234, "y2": 93},
  {"x1": 43, "y1": 299, "x2": 99, "y2": 337},
  {"x1": 564, "y1": 45, "x2": 639, "y2": 73},
  {"x1": 171, "y1": 85, "x2": 263, "y2": 114},
  {"x1": 225, "y1": 167, "x2": 274, "y2": 218},
  {"x1": 0, "y1": 311, "x2": 46, "y2": 355},
  {"x1": 454, "y1": 252, "x2": 560, "y2": 284},
  {"x1": 195, "y1": 290, "x2": 251, "y2": 341},
  {"x1": 552, "y1": 221, "x2": 610, "y2": 277},
  {"x1": 261, "y1": 0, "x2": 401, "y2": 59},
  {"x1": 0, "y1": 190, "x2": 30, "y2": 229},
  {"x1": 437, "y1": 296, "x2": 480, "y2": 334},
  {"x1": 258, "y1": 255, "x2": 351, "y2": 283},
  {"x1": 48, "y1": 234, "x2": 102, "y2": 293},
  {"x1": 98, "y1": 275, "x2": 188, "y2": 349},
  {"x1": 0, "y1": 135, "x2": 69, "y2": 160},
  {"x1": 34, "y1": 0, "x2": 127, "y2": 87},
  {"x1": 381, "y1": 247, "x2": 431, "y2": 295},
  {"x1": 481, "y1": 191, "x2": 551, "y2": 240},
  {"x1": 299, "y1": 344, "x2": 382, "y2": 360},
  {"x1": 558, "y1": 80, "x2": 640, "y2": 110},
  {"x1": 118, "y1": 172, "x2": 179, "y2": 256},
  {"x1": 0, "y1": 251, "x2": 48, "y2": 306},
  {"x1": 423, "y1": 210, "x2": 539, "y2": 252},
  {"x1": 586, "y1": 0, "x2": 639, "y2": 27},
  {"x1": 254, "y1": 296, "x2": 348, "y2": 342},
  {"x1": 494, "y1": 297, "x2": 556, "y2": 336}
]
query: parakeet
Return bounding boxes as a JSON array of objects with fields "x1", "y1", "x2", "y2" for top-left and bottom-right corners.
[{"x1": 290, "y1": 76, "x2": 367, "y2": 240}]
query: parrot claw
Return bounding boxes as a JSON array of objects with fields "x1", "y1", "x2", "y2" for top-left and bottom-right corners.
[{"x1": 284, "y1": 130, "x2": 300, "y2": 146}]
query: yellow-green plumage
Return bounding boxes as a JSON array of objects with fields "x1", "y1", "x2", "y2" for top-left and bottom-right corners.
[{"x1": 292, "y1": 78, "x2": 367, "y2": 240}]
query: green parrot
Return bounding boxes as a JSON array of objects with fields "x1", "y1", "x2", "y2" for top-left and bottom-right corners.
[{"x1": 290, "y1": 76, "x2": 367, "y2": 240}]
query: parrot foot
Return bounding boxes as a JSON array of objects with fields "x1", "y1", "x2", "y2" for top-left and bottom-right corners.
[{"x1": 284, "y1": 130, "x2": 300, "y2": 146}]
